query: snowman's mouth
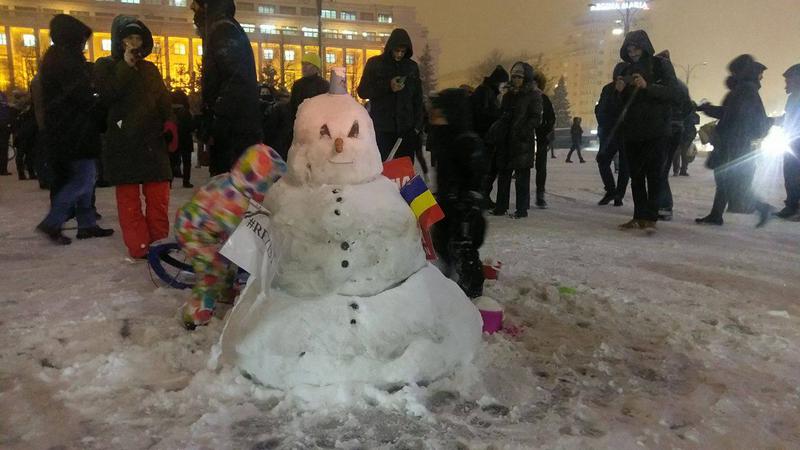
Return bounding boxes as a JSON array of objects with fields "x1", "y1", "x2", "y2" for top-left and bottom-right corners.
[{"x1": 328, "y1": 159, "x2": 354, "y2": 165}]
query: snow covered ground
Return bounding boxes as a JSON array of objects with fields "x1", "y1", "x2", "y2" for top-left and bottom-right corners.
[{"x1": 1, "y1": 151, "x2": 799, "y2": 449}]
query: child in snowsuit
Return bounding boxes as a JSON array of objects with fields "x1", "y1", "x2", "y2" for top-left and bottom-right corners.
[
  {"x1": 428, "y1": 88, "x2": 489, "y2": 299},
  {"x1": 175, "y1": 143, "x2": 286, "y2": 328}
]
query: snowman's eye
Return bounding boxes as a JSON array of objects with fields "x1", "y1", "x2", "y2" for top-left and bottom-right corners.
[
  {"x1": 320, "y1": 124, "x2": 331, "y2": 139},
  {"x1": 348, "y1": 121, "x2": 359, "y2": 138}
]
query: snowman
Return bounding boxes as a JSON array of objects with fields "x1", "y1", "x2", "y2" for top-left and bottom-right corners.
[{"x1": 220, "y1": 70, "x2": 482, "y2": 390}]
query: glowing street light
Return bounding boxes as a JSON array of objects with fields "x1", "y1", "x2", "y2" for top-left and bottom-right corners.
[{"x1": 612, "y1": 28, "x2": 624, "y2": 35}]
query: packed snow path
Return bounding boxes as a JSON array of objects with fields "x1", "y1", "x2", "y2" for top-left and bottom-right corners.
[{"x1": 1, "y1": 153, "x2": 798, "y2": 449}]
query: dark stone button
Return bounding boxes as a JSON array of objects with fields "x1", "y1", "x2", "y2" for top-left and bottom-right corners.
[
  {"x1": 350, "y1": 319, "x2": 357, "y2": 325},
  {"x1": 341, "y1": 260, "x2": 349, "y2": 268},
  {"x1": 332, "y1": 188, "x2": 341, "y2": 194},
  {"x1": 341, "y1": 242, "x2": 350, "y2": 251},
  {"x1": 349, "y1": 302, "x2": 359, "y2": 310},
  {"x1": 336, "y1": 197, "x2": 343, "y2": 202},
  {"x1": 334, "y1": 209, "x2": 341, "y2": 216}
]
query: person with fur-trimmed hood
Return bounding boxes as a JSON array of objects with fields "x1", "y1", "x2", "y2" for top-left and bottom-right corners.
[
  {"x1": 191, "y1": 0, "x2": 263, "y2": 175},
  {"x1": 94, "y1": 15, "x2": 174, "y2": 258},
  {"x1": 428, "y1": 88, "x2": 489, "y2": 299},
  {"x1": 490, "y1": 61, "x2": 543, "y2": 218},
  {"x1": 36, "y1": 14, "x2": 113, "y2": 245},
  {"x1": 357, "y1": 28, "x2": 424, "y2": 162},
  {"x1": 616, "y1": 30, "x2": 679, "y2": 233},
  {"x1": 695, "y1": 55, "x2": 772, "y2": 227}
]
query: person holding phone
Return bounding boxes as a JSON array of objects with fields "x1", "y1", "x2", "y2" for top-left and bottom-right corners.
[
  {"x1": 357, "y1": 28, "x2": 424, "y2": 162},
  {"x1": 94, "y1": 16, "x2": 175, "y2": 258}
]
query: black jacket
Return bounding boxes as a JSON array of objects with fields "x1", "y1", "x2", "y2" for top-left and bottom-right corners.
[
  {"x1": 536, "y1": 94, "x2": 556, "y2": 145},
  {"x1": 618, "y1": 30, "x2": 679, "y2": 142},
  {"x1": 39, "y1": 15, "x2": 103, "y2": 163},
  {"x1": 171, "y1": 91, "x2": 195, "y2": 155},
  {"x1": 571, "y1": 123, "x2": 583, "y2": 145},
  {"x1": 202, "y1": 0, "x2": 263, "y2": 172},
  {"x1": 10, "y1": 105, "x2": 37, "y2": 151},
  {"x1": 94, "y1": 16, "x2": 173, "y2": 186},
  {"x1": 492, "y1": 62, "x2": 543, "y2": 170},
  {"x1": 357, "y1": 29, "x2": 423, "y2": 134},
  {"x1": 289, "y1": 74, "x2": 329, "y2": 121},
  {"x1": 471, "y1": 66, "x2": 508, "y2": 138}
]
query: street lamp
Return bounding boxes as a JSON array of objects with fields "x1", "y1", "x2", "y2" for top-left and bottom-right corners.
[
  {"x1": 680, "y1": 61, "x2": 708, "y2": 87},
  {"x1": 589, "y1": 1, "x2": 650, "y2": 35}
]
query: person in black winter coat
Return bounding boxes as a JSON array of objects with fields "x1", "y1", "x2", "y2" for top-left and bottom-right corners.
[
  {"x1": 673, "y1": 108, "x2": 700, "y2": 176},
  {"x1": 9, "y1": 92, "x2": 37, "y2": 180},
  {"x1": 0, "y1": 92, "x2": 10, "y2": 176},
  {"x1": 617, "y1": 30, "x2": 679, "y2": 232},
  {"x1": 36, "y1": 14, "x2": 113, "y2": 245},
  {"x1": 534, "y1": 71, "x2": 556, "y2": 208},
  {"x1": 491, "y1": 62, "x2": 543, "y2": 218},
  {"x1": 473, "y1": 65, "x2": 508, "y2": 208},
  {"x1": 170, "y1": 89, "x2": 196, "y2": 188},
  {"x1": 695, "y1": 55, "x2": 772, "y2": 227},
  {"x1": 289, "y1": 52, "x2": 330, "y2": 122},
  {"x1": 566, "y1": 117, "x2": 585, "y2": 163},
  {"x1": 429, "y1": 88, "x2": 488, "y2": 299},
  {"x1": 259, "y1": 84, "x2": 292, "y2": 161},
  {"x1": 192, "y1": 0, "x2": 263, "y2": 176},
  {"x1": 357, "y1": 28, "x2": 424, "y2": 162},
  {"x1": 596, "y1": 62, "x2": 629, "y2": 206}
]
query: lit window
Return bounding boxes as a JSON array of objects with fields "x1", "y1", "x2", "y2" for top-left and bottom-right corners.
[
  {"x1": 169, "y1": 0, "x2": 187, "y2": 6},
  {"x1": 196, "y1": 45, "x2": 203, "y2": 56},
  {"x1": 263, "y1": 48, "x2": 274, "y2": 59},
  {"x1": 173, "y1": 43, "x2": 186, "y2": 55},
  {"x1": 121, "y1": 0, "x2": 140, "y2": 3},
  {"x1": 341, "y1": 30, "x2": 356, "y2": 40},
  {"x1": 321, "y1": 9, "x2": 336, "y2": 19},
  {"x1": 284, "y1": 50, "x2": 295, "y2": 61},
  {"x1": 22, "y1": 34, "x2": 36, "y2": 47},
  {"x1": 241, "y1": 23, "x2": 256, "y2": 33},
  {"x1": 302, "y1": 27, "x2": 318, "y2": 38},
  {"x1": 0, "y1": 34, "x2": 6, "y2": 46},
  {"x1": 325, "y1": 53, "x2": 336, "y2": 64},
  {"x1": 340, "y1": 11, "x2": 356, "y2": 21},
  {"x1": 377, "y1": 14, "x2": 392, "y2": 23},
  {"x1": 102, "y1": 39, "x2": 112, "y2": 51},
  {"x1": 260, "y1": 24, "x2": 277, "y2": 34},
  {"x1": 345, "y1": 54, "x2": 354, "y2": 65},
  {"x1": 258, "y1": 5, "x2": 275, "y2": 14}
]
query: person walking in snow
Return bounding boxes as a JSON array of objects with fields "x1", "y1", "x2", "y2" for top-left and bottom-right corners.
[
  {"x1": 565, "y1": 117, "x2": 585, "y2": 163},
  {"x1": 36, "y1": 14, "x2": 113, "y2": 245},
  {"x1": 94, "y1": 16, "x2": 174, "y2": 258},
  {"x1": 695, "y1": 55, "x2": 772, "y2": 227},
  {"x1": 357, "y1": 28, "x2": 424, "y2": 162},
  {"x1": 596, "y1": 62, "x2": 629, "y2": 207},
  {"x1": 616, "y1": 30, "x2": 679, "y2": 233},
  {"x1": 429, "y1": 88, "x2": 489, "y2": 299}
]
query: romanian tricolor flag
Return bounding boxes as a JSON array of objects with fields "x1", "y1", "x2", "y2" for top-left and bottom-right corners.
[{"x1": 400, "y1": 175, "x2": 445, "y2": 230}]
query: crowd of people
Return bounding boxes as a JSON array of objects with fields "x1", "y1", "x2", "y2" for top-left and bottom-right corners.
[{"x1": 3, "y1": 0, "x2": 800, "y2": 327}]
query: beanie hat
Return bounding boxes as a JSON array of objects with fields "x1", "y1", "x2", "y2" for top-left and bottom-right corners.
[
  {"x1": 302, "y1": 52, "x2": 322, "y2": 71},
  {"x1": 784, "y1": 64, "x2": 800, "y2": 78}
]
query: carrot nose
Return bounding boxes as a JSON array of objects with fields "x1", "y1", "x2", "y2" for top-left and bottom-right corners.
[{"x1": 335, "y1": 138, "x2": 344, "y2": 153}]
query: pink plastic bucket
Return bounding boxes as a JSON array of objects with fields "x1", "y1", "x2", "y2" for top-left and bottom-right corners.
[{"x1": 479, "y1": 309, "x2": 504, "y2": 334}]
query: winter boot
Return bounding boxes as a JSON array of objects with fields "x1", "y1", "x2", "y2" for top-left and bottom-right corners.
[
  {"x1": 598, "y1": 192, "x2": 615, "y2": 206},
  {"x1": 76, "y1": 225, "x2": 115, "y2": 240},
  {"x1": 657, "y1": 209, "x2": 673, "y2": 222},
  {"x1": 36, "y1": 223, "x2": 72, "y2": 245},
  {"x1": 536, "y1": 192, "x2": 548, "y2": 209},
  {"x1": 640, "y1": 220, "x2": 657, "y2": 234},
  {"x1": 491, "y1": 209, "x2": 507, "y2": 217},
  {"x1": 618, "y1": 219, "x2": 641, "y2": 230},
  {"x1": 695, "y1": 214, "x2": 723, "y2": 226},
  {"x1": 510, "y1": 210, "x2": 528, "y2": 219},
  {"x1": 755, "y1": 203, "x2": 772, "y2": 228},
  {"x1": 679, "y1": 171, "x2": 689, "y2": 176},
  {"x1": 183, "y1": 181, "x2": 194, "y2": 188},
  {"x1": 613, "y1": 198, "x2": 624, "y2": 207},
  {"x1": 774, "y1": 206, "x2": 797, "y2": 219}
]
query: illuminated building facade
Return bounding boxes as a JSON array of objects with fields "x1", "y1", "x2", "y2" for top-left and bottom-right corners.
[{"x1": 0, "y1": 0, "x2": 427, "y2": 96}]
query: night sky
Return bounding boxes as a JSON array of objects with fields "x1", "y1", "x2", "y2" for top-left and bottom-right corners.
[{"x1": 355, "y1": 0, "x2": 800, "y2": 113}]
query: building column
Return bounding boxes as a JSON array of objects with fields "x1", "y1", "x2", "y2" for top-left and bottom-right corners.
[
  {"x1": 6, "y1": 27, "x2": 15, "y2": 90},
  {"x1": 187, "y1": 38, "x2": 194, "y2": 91},
  {"x1": 256, "y1": 37, "x2": 263, "y2": 82},
  {"x1": 279, "y1": 37, "x2": 285, "y2": 88},
  {"x1": 164, "y1": 36, "x2": 171, "y2": 87}
]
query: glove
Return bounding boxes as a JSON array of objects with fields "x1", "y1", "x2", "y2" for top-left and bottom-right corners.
[{"x1": 163, "y1": 120, "x2": 178, "y2": 153}]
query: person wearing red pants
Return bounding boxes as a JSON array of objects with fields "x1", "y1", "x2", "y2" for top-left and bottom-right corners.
[{"x1": 95, "y1": 16, "x2": 174, "y2": 258}]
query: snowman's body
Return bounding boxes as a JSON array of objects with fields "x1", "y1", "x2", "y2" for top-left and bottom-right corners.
[{"x1": 220, "y1": 93, "x2": 482, "y2": 390}]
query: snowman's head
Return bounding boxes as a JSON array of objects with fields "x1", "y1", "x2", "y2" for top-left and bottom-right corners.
[{"x1": 287, "y1": 94, "x2": 383, "y2": 186}]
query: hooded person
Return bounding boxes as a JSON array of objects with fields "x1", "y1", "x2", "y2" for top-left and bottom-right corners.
[
  {"x1": 695, "y1": 54, "x2": 772, "y2": 227},
  {"x1": 289, "y1": 52, "x2": 330, "y2": 122},
  {"x1": 596, "y1": 61, "x2": 630, "y2": 206},
  {"x1": 490, "y1": 61, "x2": 543, "y2": 218},
  {"x1": 774, "y1": 63, "x2": 800, "y2": 219},
  {"x1": 428, "y1": 88, "x2": 488, "y2": 298},
  {"x1": 36, "y1": 14, "x2": 113, "y2": 245},
  {"x1": 94, "y1": 15, "x2": 174, "y2": 258},
  {"x1": 357, "y1": 28, "x2": 424, "y2": 162},
  {"x1": 170, "y1": 89, "x2": 196, "y2": 188},
  {"x1": 191, "y1": 0, "x2": 263, "y2": 176},
  {"x1": 566, "y1": 116, "x2": 585, "y2": 163},
  {"x1": 533, "y1": 71, "x2": 556, "y2": 209},
  {"x1": 473, "y1": 65, "x2": 508, "y2": 208},
  {"x1": 616, "y1": 30, "x2": 679, "y2": 232}
]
